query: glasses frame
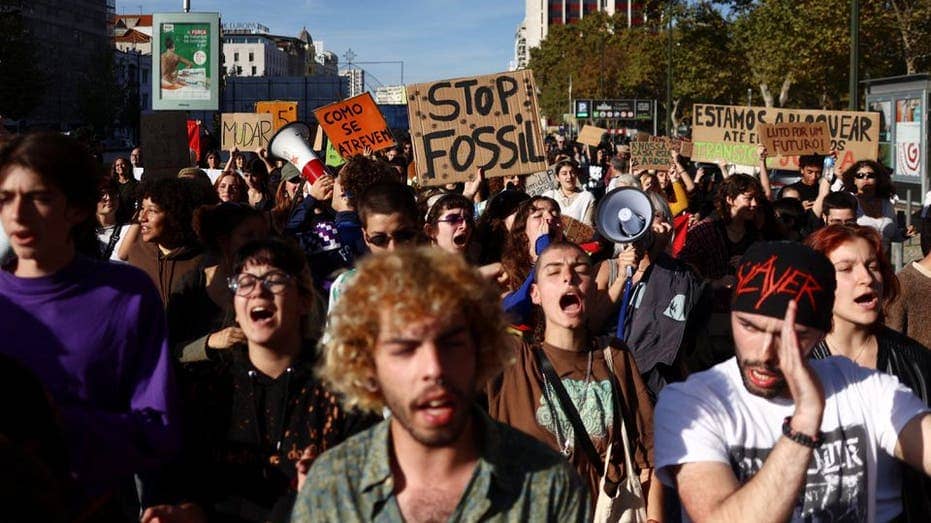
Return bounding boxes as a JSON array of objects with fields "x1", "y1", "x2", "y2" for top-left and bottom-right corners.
[
  {"x1": 854, "y1": 171, "x2": 877, "y2": 180},
  {"x1": 227, "y1": 270, "x2": 295, "y2": 296},
  {"x1": 365, "y1": 229, "x2": 419, "y2": 248},
  {"x1": 435, "y1": 213, "x2": 472, "y2": 226}
]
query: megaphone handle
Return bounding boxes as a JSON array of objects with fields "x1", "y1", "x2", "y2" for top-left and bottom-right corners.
[{"x1": 614, "y1": 268, "x2": 635, "y2": 340}]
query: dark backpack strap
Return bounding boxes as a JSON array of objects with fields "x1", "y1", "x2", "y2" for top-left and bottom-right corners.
[{"x1": 534, "y1": 347, "x2": 605, "y2": 472}]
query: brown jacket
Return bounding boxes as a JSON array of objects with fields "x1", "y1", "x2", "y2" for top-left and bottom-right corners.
[
  {"x1": 486, "y1": 337, "x2": 654, "y2": 500},
  {"x1": 126, "y1": 236, "x2": 204, "y2": 306}
]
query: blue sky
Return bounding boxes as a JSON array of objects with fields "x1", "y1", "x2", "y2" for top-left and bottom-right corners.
[{"x1": 118, "y1": 0, "x2": 524, "y2": 85}]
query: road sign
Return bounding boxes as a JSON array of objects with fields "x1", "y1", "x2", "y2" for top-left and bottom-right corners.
[{"x1": 575, "y1": 99, "x2": 591, "y2": 119}]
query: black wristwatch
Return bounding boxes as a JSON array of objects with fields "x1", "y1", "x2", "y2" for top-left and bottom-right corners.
[{"x1": 782, "y1": 416, "x2": 823, "y2": 448}]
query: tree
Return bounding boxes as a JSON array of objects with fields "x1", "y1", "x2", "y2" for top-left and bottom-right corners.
[
  {"x1": 668, "y1": 2, "x2": 745, "y2": 130},
  {"x1": 0, "y1": 5, "x2": 45, "y2": 120},
  {"x1": 885, "y1": 0, "x2": 931, "y2": 74}
]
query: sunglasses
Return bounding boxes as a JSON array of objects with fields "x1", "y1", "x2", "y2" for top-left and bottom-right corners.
[
  {"x1": 365, "y1": 229, "x2": 419, "y2": 248},
  {"x1": 227, "y1": 271, "x2": 294, "y2": 296},
  {"x1": 435, "y1": 214, "x2": 471, "y2": 226},
  {"x1": 854, "y1": 171, "x2": 877, "y2": 180}
]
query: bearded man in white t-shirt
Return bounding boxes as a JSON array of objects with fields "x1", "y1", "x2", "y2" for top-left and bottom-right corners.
[{"x1": 655, "y1": 241, "x2": 931, "y2": 522}]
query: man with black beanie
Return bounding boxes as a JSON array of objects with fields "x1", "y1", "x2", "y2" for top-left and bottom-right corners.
[{"x1": 654, "y1": 241, "x2": 931, "y2": 521}]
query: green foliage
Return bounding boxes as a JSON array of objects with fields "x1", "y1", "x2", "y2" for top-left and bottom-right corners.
[
  {"x1": 0, "y1": 8, "x2": 45, "y2": 120},
  {"x1": 526, "y1": 0, "x2": 930, "y2": 128}
]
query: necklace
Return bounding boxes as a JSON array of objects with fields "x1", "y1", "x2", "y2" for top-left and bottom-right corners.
[
  {"x1": 541, "y1": 349, "x2": 593, "y2": 457},
  {"x1": 827, "y1": 335, "x2": 874, "y2": 367}
]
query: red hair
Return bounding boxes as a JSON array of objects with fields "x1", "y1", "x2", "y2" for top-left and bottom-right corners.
[{"x1": 804, "y1": 224, "x2": 900, "y2": 306}]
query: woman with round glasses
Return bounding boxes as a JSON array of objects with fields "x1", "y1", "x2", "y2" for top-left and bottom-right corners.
[
  {"x1": 167, "y1": 203, "x2": 269, "y2": 363},
  {"x1": 840, "y1": 160, "x2": 913, "y2": 254},
  {"x1": 806, "y1": 224, "x2": 931, "y2": 521},
  {"x1": 145, "y1": 238, "x2": 378, "y2": 522}
]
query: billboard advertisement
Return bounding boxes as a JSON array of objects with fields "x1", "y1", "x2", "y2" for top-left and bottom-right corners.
[{"x1": 152, "y1": 12, "x2": 220, "y2": 111}]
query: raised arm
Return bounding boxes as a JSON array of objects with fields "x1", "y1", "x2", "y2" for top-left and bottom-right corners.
[
  {"x1": 671, "y1": 150, "x2": 695, "y2": 193},
  {"x1": 811, "y1": 176, "x2": 831, "y2": 219},
  {"x1": 757, "y1": 145, "x2": 773, "y2": 201}
]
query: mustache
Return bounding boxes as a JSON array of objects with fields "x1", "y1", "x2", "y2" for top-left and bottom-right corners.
[
  {"x1": 410, "y1": 384, "x2": 465, "y2": 408},
  {"x1": 740, "y1": 360, "x2": 782, "y2": 374}
]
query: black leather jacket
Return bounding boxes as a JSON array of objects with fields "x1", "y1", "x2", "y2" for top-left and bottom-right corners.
[{"x1": 811, "y1": 326, "x2": 931, "y2": 522}]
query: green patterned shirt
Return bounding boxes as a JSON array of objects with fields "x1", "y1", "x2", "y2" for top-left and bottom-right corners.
[{"x1": 291, "y1": 409, "x2": 591, "y2": 522}]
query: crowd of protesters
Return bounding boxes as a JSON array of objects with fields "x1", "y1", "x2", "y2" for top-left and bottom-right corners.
[{"x1": 3, "y1": 124, "x2": 931, "y2": 523}]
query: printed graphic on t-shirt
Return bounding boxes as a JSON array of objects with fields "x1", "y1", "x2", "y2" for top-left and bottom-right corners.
[
  {"x1": 536, "y1": 378, "x2": 613, "y2": 450},
  {"x1": 729, "y1": 425, "x2": 868, "y2": 521}
]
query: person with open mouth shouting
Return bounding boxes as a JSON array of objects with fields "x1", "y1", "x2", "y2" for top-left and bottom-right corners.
[
  {"x1": 487, "y1": 241, "x2": 662, "y2": 520},
  {"x1": 143, "y1": 239, "x2": 378, "y2": 523},
  {"x1": 294, "y1": 247, "x2": 590, "y2": 522},
  {"x1": 424, "y1": 192, "x2": 505, "y2": 285},
  {"x1": 807, "y1": 224, "x2": 931, "y2": 521}
]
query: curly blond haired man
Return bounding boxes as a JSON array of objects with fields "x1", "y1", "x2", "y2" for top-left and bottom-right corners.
[{"x1": 291, "y1": 247, "x2": 589, "y2": 522}]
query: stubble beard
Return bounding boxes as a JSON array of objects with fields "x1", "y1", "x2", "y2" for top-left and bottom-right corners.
[{"x1": 384, "y1": 384, "x2": 476, "y2": 448}]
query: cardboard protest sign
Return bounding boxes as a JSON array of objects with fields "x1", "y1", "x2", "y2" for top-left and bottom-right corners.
[
  {"x1": 141, "y1": 111, "x2": 190, "y2": 179},
  {"x1": 759, "y1": 121, "x2": 830, "y2": 157},
  {"x1": 407, "y1": 69, "x2": 547, "y2": 186},
  {"x1": 313, "y1": 92, "x2": 394, "y2": 159},
  {"x1": 525, "y1": 166, "x2": 558, "y2": 196},
  {"x1": 630, "y1": 141, "x2": 670, "y2": 170},
  {"x1": 325, "y1": 140, "x2": 346, "y2": 168},
  {"x1": 312, "y1": 124, "x2": 325, "y2": 152},
  {"x1": 692, "y1": 103, "x2": 879, "y2": 171},
  {"x1": 221, "y1": 113, "x2": 274, "y2": 150},
  {"x1": 650, "y1": 136, "x2": 694, "y2": 158},
  {"x1": 255, "y1": 101, "x2": 297, "y2": 131},
  {"x1": 560, "y1": 215, "x2": 595, "y2": 244},
  {"x1": 577, "y1": 125, "x2": 606, "y2": 147}
]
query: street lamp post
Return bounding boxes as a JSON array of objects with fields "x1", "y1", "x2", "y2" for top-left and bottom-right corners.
[
  {"x1": 666, "y1": 1, "x2": 673, "y2": 135},
  {"x1": 849, "y1": 0, "x2": 859, "y2": 109}
]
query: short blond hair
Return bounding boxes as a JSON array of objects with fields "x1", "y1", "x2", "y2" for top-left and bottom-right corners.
[{"x1": 320, "y1": 247, "x2": 514, "y2": 412}]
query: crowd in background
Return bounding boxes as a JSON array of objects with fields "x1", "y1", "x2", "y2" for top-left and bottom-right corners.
[{"x1": 3, "y1": 125, "x2": 931, "y2": 523}]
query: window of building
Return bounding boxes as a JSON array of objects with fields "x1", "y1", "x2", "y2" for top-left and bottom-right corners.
[
  {"x1": 234, "y1": 52, "x2": 239, "y2": 61},
  {"x1": 251, "y1": 66, "x2": 257, "y2": 75},
  {"x1": 249, "y1": 52, "x2": 254, "y2": 61}
]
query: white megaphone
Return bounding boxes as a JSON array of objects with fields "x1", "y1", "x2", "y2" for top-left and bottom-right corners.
[
  {"x1": 268, "y1": 122, "x2": 328, "y2": 183},
  {"x1": 595, "y1": 187, "x2": 654, "y2": 245}
]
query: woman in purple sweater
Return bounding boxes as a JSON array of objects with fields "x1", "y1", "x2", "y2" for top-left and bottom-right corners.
[{"x1": 0, "y1": 133, "x2": 180, "y2": 519}]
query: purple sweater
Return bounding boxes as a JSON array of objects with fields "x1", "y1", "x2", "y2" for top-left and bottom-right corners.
[{"x1": 0, "y1": 255, "x2": 180, "y2": 494}]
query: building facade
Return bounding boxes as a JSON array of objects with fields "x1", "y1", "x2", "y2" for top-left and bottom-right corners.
[
  {"x1": 515, "y1": 0, "x2": 649, "y2": 69},
  {"x1": 13, "y1": 0, "x2": 113, "y2": 128},
  {"x1": 340, "y1": 68, "x2": 365, "y2": 97}
]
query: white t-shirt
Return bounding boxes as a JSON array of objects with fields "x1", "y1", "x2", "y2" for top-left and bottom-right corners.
[
  {"x1": 655, "y1": 356, "x2": 929, "y2": 522},
  {"x1": 541, "y1": 189, "x2": 595, "y2": 227},
  {"x1": 857, "y1": 198, "x2": 897, "y2": 253},
  {"x1": 96, "y1": 224, "x2": 129, "y2": 262}
]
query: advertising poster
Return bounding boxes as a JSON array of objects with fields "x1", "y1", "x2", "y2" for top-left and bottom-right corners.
[
  {"x1": 152, "y1": 13, "x2": 219, "y2": 111},
  {"x1": 869, "y1": 100, "x2": 893, "y2": 169},
  {"x1": 895, "y1": 98, "x2": 922, "y2": 178}
]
